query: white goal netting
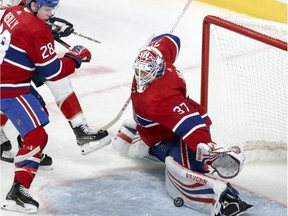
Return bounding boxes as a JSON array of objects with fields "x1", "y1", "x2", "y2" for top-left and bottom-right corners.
[{"x1": 202, "y1": 16, "x2": 287, "y2": 162}]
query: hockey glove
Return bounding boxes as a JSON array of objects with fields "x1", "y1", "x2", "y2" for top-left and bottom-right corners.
[
  {"x1": 48, "y1": 17, "x2": 74, "y2": 39},
  {"x1": 196, "y1": 143, "x2": 245, "y2": 179},
  {"x1": 64, "y1": 45, "x2": 91, "y2": 68}
]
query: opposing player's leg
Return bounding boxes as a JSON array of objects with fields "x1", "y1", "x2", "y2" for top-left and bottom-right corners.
[
  {"x1": 1, "y1": 94, "x2": 49, "y2": 213},
  {"x1": 44, "y1": 77, "x2": 111, "y2": 155},
  {"x1": 165, "y1": 156, "x2": 253, "y2": 216}
]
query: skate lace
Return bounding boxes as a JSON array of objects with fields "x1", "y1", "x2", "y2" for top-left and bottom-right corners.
[
  {"x1": 19, "y1": 185, "x2": 32, "y2": 198},
  {"x1": 79, "y1": 124, "x2": 97, "y2": 135}
]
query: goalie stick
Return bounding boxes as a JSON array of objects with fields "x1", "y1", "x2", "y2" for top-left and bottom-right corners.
[
  {"x1": 99, "y1": 0, "x2": 193, "y2": 130},
  {"x1": 100, "y1": 96, "x2": 131, "y2": 130}
]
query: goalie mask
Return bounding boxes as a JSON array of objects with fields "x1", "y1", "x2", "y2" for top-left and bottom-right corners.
[{"x1": 133, "y1": 47, "x2": 166, "y2": 93}]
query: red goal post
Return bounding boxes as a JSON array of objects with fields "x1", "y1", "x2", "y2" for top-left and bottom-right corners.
[{"x1": 200, "y1": 15, "x2": 287, "y2": 161}]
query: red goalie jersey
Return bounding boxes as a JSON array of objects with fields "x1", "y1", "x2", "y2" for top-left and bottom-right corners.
[{"x1": 131, "y1": 34, "x2": 212, "y2": 152}]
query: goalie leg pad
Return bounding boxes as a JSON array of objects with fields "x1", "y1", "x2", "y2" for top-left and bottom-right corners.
[
  {"x1": 165, "y1": 156, "x2": 228, "y2": 215},
  {"x1": 128, "y1": 136, "x2": 150, "y2": 158},
  {"x1": 112, "y1": 119, "x2": 137, "y2": 155}
]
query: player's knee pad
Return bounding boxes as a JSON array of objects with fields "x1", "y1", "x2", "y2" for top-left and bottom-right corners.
[
  {"x1": 45, "y1": 77, "x2": 73, "y2": 102},
  {"x1": 165, "y1": 156, "x2": 228, "y2": 215},
  {"x1": 196, "y1": 143, "x2": 245, "y2": 179},
  {"x1": 112, "y1": 119, "x2": 137, "y2": 155}
]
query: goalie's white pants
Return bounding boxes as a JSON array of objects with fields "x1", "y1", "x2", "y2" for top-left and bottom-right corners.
[{"x1": 165, "y1": 156, "x2": 227, "y2": 215}]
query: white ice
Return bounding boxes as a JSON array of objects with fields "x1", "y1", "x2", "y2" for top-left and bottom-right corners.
[{"x1": 0, "y1": 0, "x2": 287, "y2": 215}]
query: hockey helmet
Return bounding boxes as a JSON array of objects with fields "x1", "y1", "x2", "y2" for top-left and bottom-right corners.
[
  {"x1": 133, "y1": 47, "x2": 166, "y2": 93},
  {"x1": 27, "y1": 0, "x2": 59, "y2": 10}
]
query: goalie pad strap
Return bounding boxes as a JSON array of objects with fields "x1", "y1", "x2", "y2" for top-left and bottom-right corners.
[{"x1": 117, "y1": 132, "x2": 133, "y2": 143}]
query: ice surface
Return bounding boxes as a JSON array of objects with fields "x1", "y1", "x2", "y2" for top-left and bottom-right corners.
[{"x1": 0, "y1": 0, "x2": 287, "y2": 215}]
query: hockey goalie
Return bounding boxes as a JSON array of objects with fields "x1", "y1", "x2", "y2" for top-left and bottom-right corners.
[{"x1": 112, "y1": 33, "x2": 253, "y2": 216}]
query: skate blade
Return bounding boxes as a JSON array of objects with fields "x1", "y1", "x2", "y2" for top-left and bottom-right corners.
[
  {"x1": 1, "y1": 151, "x2": 14, "y2": 163},
  {"x1": 1, "y1": 156, "x2": 14, "y2": 163},
  {"x1": 80, "y1": 135, "x2": 112, "y2": 155},
  {"x1": 1, "y1": 200, "x2": 38, "y2": 214},
  {"x1": 39, "y1": 164, "x2": 54, "y2": 171}
]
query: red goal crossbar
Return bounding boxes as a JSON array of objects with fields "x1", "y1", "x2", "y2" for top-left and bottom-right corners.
[{"x1": 200, "y1": 15, "x2": 287, "y2": 110}]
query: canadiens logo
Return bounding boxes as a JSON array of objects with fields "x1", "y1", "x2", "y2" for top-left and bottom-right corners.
[{"x1": 16, "y1": 119, "x2": 22, "y2": 125}]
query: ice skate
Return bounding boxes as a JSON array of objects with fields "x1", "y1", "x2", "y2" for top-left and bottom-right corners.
[
  {"x1": 72, "y1": 124, "x2": 112, "y2": 155},
  {"x1": 39, "y1": 153, "x2": 53, "y2": 170},
  {"x1": 220, "y1": 200, "x2": 253, "y2": 216},
  {"x1": 1, "y1": 183, "x2": 39, "y2": 214},
  {"x1": 0, "y1": 130, "x2": 14, "y2": 163},
  {"x1": 217, "y1": 189, "x2": 253, "y2": 216}
]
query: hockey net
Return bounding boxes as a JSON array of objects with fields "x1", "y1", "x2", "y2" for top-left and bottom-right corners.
[{"x1": 201, "y1": 15, "x2": 287, "y2": 162}]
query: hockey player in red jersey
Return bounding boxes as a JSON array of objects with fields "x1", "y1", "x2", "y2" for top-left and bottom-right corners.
[
  {"x1": 1, "y1": 0, "x2": 111, "y2": 168},
  {"x1": 0, "y1": 0, "x2": 109, "y2": 213},
  {"x1": 113, "y1": 34, "x2": 253, "y2": 216}
]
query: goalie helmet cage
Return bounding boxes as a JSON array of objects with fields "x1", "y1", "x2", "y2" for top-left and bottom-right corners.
[{"x1": 200, "y1": 15, "x2": 287, "y2": 162}]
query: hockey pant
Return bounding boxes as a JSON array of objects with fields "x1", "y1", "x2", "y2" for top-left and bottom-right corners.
[{"x1": 150, "y1": 138, "x2": 208, "y2": 173}]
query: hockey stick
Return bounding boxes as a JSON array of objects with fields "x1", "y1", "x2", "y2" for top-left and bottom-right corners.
[
  {"x1": 47, "y1": 22, "x2": 101, "y2": 44},
  {"x1": 55, "y1": 38, "x2": 71, "y2": 50},
  {"x1": 100, "y1": 96, "x2": 131, "y2": 130},
  {"x1": 169, "y1": 0, "x2": 193, "y2": 33},
  {"x1": 99, "y1": 0, "x2": 193, "y2": 130},
  {"x1": 72, "y1": 31, "x2": 101, "y2": 44}
]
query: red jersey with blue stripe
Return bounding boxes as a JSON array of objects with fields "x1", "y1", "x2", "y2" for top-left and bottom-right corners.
[
  {"x1": 131, "y1": 34, "x2": 212, "y2": 152},
  {"x1": 0, "y1": 5, "x2": 76, "y2": 98}
]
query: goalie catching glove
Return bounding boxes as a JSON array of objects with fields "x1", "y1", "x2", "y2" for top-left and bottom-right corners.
[
  {"x1": 196, "y1": 143, "x2": 245, "y2": 179},
  {"x1": 64, "y1": 45, "x2": 91, "y2": 68}
]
